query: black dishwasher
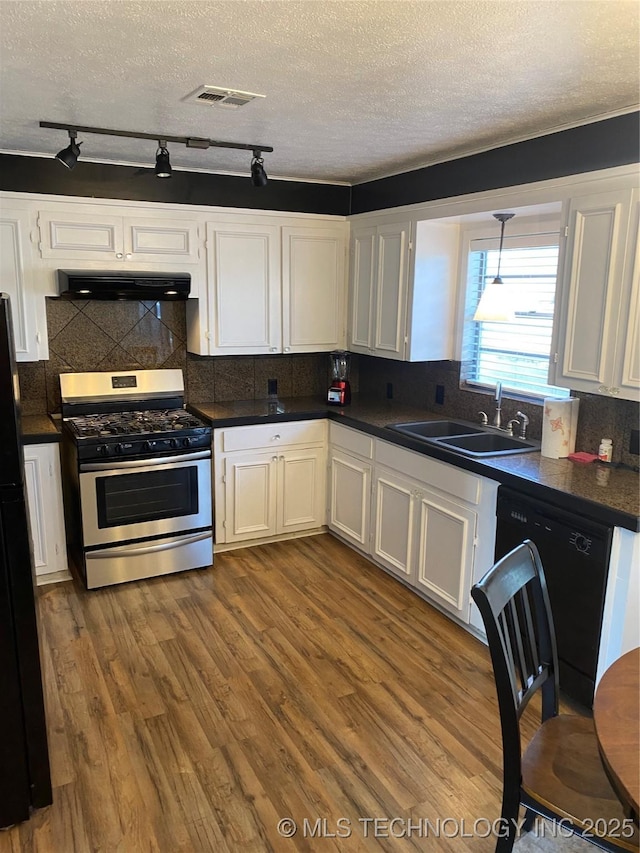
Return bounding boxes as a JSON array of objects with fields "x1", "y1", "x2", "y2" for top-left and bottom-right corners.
[{"x1": 494, "y1": 486, "x2": 613, "y2": 709}]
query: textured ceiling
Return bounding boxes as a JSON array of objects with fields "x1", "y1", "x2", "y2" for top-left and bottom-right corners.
[{"x1": 0, "y1": 1, "x2": 638, "y2": 184}]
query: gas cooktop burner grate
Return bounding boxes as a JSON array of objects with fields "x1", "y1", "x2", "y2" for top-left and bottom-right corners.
[{"x1": 66, "y1": 409, "x2": 208, "y2": 439}]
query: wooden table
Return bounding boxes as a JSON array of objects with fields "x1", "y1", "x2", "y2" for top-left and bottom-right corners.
[{"x1": 593, "y1": 647, "x2": 640, "y2": 814}]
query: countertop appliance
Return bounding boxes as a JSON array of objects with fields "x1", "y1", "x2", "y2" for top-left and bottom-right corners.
[
  {"x1": 327, "y1": 350, "x2": 351, "y2": 406},
  {"x1": 57, "y1": 269, "x2": 190, "y2": 300},
  {"x1": 60, "y1": 369, "x2": 213, "y2": 589},
  {"x1": 0, "y1": 294, "x2": 52, "y2": 827},
  {"x1": 494, "y1": 485, "x2": 613, "y2": 708}
]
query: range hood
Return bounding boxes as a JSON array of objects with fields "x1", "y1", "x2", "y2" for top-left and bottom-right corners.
[{"x1": 57, "y1": 270, "x2": 191, "y2": 300}]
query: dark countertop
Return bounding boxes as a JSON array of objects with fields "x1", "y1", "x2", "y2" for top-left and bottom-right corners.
[
  {"x1": 190, "y1": 396, "x2": 640, "y2": 532},
  {"x1": 21, "y1": 414, "x2": 62, "y2": 444}
]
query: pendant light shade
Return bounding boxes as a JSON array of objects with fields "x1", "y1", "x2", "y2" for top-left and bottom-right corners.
[
  {"x1": 473, "y1": 212, "x2": 515, "y2": 322},
  {"x1": 250, "y1": 151, "x2": 268, "y2": 187},
  {"x1": 55, "y1": 131, "x2": 82, "y2": 170},
  {"x1": 155, "y1": 142, "x2": 172, "y2": 178}
]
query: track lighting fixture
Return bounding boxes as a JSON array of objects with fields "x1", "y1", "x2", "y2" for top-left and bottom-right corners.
[
  {"x1": 250, "y1": 150, "x2": 268, "y2": 187},
  {"x1": 155, "y1": 142, "x2": 172, "y2": 178},
  {"x1": 473, "y1": 213, "x2": 516, "y2": 322},
  {"x1": 41, "y1": 121, "x2": 272, "y2": 183},
  {"x1": 55, "y1": 130, "x2": 82, "y2": 170}
]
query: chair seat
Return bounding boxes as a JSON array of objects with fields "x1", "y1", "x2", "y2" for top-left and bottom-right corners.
[{"x1": 522, "y1": 714, "x2": 639, "y2": 851}]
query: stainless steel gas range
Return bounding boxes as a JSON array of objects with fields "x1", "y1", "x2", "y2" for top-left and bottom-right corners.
[{"x1": 60, "y1": 369, "x2": 213, "y2": 589}]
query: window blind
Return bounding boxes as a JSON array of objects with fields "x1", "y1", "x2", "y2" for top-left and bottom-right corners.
[{"x1": 461, "y1": 238, "x2": 569, "y2": 399}]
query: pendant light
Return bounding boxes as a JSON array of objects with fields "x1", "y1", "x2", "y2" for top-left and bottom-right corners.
[
  {"x1": 473, "y1": 212, "x2": 515, "y2": 322},
  {"x1": 155, "y1": 141, "x2": 172, "y2": 178}
]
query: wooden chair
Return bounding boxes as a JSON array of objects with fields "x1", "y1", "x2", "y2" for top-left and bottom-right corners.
[{"x1": 471, "y1": 539, "x2": 639, "y2": 853}]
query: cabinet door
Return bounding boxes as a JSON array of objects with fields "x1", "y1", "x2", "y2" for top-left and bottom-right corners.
[
  {"x1": 372, "y1": 467, "x2": 416, "y2": 583},
  {"x1": 414, "y1": 488, "x2": 476, "y2": 622},
  {"x1": 553, "y1": 191, "x2": 632, "y2": 394},
  {"x1": 207, "y1": 223, "x2": 281, "y2": 354},
  {"x1": 282, "y1": 226, "x2": 346, "y2": 353},
  {"x1": 373, "y1": 222, "x2": 411, "y2": 359},
  {"x1": 0, "y1": 208, "x2": 46, "y2": 361},
  {"x1": 328, "y1": 449, "x2": 371, "y2": 551},
  {"x1": 278, "y1": 447, "x2": 326, "y2": 534},
  {"x1": 616, "y1": 192, "x2": 640, "y2": 400},
  {"x1": 348, "y1": 226, "x2": 376, "y2": 353},
  {"x1": 23, "y1": 444, "x2": 68, "y2": 579},
  {"x1": 37, "y1": 209, "x2": 123, "y2": 260},
  {"x1": 223, "y1": 452, "x2": 277, "y2": 542},
  {"x1": 124, "y1": 216, "x2": 201, "y2": 265}
]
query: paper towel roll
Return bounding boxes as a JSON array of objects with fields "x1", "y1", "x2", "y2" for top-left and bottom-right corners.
[{"x1": 541, "y1": 397, "x2": 580, "y2": 458}]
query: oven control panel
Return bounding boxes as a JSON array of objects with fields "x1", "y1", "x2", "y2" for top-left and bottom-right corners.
[{"x1": 75, "y1": 429, "x2": 212, "y2": 462}]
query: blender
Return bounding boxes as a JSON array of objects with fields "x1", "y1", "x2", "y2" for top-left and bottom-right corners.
[{"x1": 327, "y1": 350, "x2": 351, "y2": 405}]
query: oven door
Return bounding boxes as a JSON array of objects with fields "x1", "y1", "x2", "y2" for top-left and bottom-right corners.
[{"x1": 79, "y1": 450, "x2": 212, "y2": 547}]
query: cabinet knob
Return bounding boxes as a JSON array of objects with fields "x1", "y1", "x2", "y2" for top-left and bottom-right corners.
[
  {"x1": 270, "y1": 347, "x2": 277, "y2": 352},
  {"x1": 609, "y1": 386, "x2": 620, "y2": 395},
  {"x1": 116, "y1": 252, "x2": 123, "y2": 259},
  {"x1": 271, "y1": 434, "x2": 281, "y2": 441},
  {"x1": 272, "y1": 455, "x2": 278, "y2": 462},
  {"x1": 598, "y1": 385, "x2": 608, "y2": 393},
  {"x1": 126, "y1": 253, "x2": 132, "y2": 260},
  {"x1": 279, "y1": 455, "x2": 285, "y2": 461},
  {"x1": 284, "y1": 347, "x2": 290, "y2": 353}
]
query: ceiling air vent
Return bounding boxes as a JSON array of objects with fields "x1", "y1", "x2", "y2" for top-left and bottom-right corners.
[{"x1": 184, "y1": 85, "x2": 265, "y2": 110}]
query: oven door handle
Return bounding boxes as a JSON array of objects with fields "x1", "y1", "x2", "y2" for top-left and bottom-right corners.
[
  {"x1": 80, "y1": 450, "x2": 211, "y2": 471},
  {"x1": 86, "y1": 531, "x2": 212, "y2": 558}
]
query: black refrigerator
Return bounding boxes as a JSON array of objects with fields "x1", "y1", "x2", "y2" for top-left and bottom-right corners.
[{"x1": 0, "y1": 293, "x2": 52, "y2": 827}]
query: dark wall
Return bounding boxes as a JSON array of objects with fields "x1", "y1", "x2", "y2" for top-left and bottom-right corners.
[
  {"x1": 351, "y1": 112, "x2": 640, "y2": 214},
  {"x1": 2, "y1": 112, "x2": 638, "y2": 216},
  {"x1": 0, "y1": 155, "x2": 351, "y2": 216}
]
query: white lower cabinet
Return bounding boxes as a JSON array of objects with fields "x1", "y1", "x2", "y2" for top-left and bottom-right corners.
[
  {"x1": 328, "y1": 449, "x2": 372, "y2": 551},
  {"x1": 214, "y1": 421, "x2": 327, "y2": 546},
  {"x1": 23, "y1": 443, "x2": 69, "y2": 581},
  {"x1": 329, "y1": 424, "x2": 498, "y2": 627},
  {"x1": 327, "y1": 423, "x2": 374, "y2": 552},
  {"x1": 372, "y1": 463, "x2": 481, "y2": 621},
  {"x1": 413, "y1": 487, "x2": 478, "y2": 620}
]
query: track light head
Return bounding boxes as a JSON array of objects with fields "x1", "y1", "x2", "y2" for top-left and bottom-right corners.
[
  {"x1": 155, "y1": 142, "x2": 172, "y2": 178},
  {"x1": 55, "y1": 130, "x2": 82, "y2": 170},
  {"x1": 250, "y1": 150, "x2": 268, "y2": 187}
]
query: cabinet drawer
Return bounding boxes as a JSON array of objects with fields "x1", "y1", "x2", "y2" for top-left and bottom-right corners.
[
  {"x1": 220, "y1": 419, "x2": 326, "y2": 452},
  {"x1": 375, "y1": 439, "x2": 481, "y2": 505},
  {"x1": 329, "y1": 422, "x2": 374, "y2": 459}
]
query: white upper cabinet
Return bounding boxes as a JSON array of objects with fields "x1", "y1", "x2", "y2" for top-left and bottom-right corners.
[
  {"x1": 189, "y1": 217, "x2": 348, "y2": 356},
  {"x1": 205, "y1": 222, "x2": 281, "y2": 355},
  {"x1": 552, "y1": 188, "x2": 639, "y2": 401},
  {"x1": 348, "y1": 216, "x2": 458, "y2": 361},
  {"x1": 0, "y1": 206, "x2": 47, "y2": 361},
  {"x1": 349, "y1": 220, "x2": 410, "y2": 360},
  {"x1": 37, "y1": 206, "x2": 202, "y2": 266},
  {"x1": 282, "y1": 225, "x2": 346, "y2": 353}
]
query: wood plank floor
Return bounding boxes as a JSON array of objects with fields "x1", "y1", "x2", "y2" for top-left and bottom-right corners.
[{"x1": 1, "y1": 533, "x2": 542, "y2": 853}]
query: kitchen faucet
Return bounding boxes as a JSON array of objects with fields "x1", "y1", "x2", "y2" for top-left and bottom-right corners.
[
  {"x1": 493, "y1": 381, "x2": 503, "y2": 428},
  {"x1": 478, "y1": 384, "x2": 530, "y2": 439}
]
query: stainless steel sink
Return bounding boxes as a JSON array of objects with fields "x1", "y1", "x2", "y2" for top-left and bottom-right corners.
[
  {"x1": 435, "y1": 432, "x2": 539, "y2": 456},
  {"x1": 387, "y1": 420, "x2": 483, "y2": 439},
  {"x1": 386, "y1": 419, "x2": 539, "y2": 457}
]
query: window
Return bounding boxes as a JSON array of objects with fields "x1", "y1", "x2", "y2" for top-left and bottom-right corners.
[{"x1": 461, "y1": 231, "x2": 569, "y2": 399}]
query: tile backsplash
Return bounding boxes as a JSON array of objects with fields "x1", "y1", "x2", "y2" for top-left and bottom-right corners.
[
  {"x1": 357, "y1": 355, "x2": 640, "y2": 468},
  {"x1": 15, "y1": 302, "x2": 638, "y2": 469},
  {"x1": 17, "y1": 298, "x2": 335, "y2": 413}
]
